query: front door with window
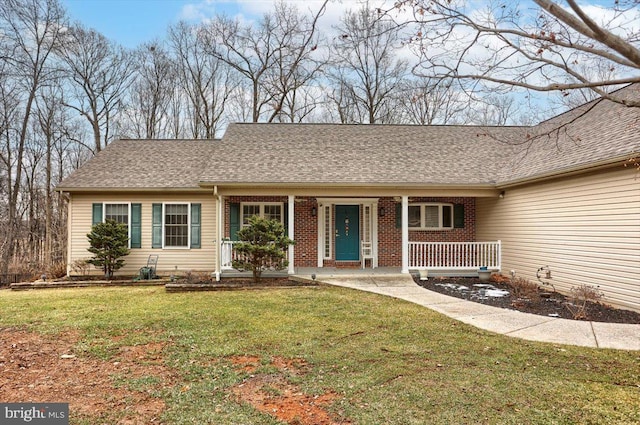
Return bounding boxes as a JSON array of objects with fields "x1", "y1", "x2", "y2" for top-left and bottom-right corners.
[{"x1": 335, "y1": 205, "x2": 359, "y2": 261}]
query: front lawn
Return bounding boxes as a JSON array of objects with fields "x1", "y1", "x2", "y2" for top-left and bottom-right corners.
[{"x1": 1, "y1": 286, "x2": 638, "y2": 424}]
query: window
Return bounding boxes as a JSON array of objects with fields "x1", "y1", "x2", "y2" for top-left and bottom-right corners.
[
  {"x1": 152, "y1": 203, "x2": 200, "y2": 249},
  {"x1": 408, "y1": 203, "x2": 453, "y2": 230},
  {"x1": 105, "y1": 203, "x2": 129, "y2": 226},
  {"x1": 323, "y1": 205, "x2": 331, "y2": 259},
  {"x1": 164, "y1": 203, "x2": 189, "y2": 248},
  {"x1": 241, "y1": 203, "x2": 283, "y2": 226},
  {"x1": 92, "y1": 202, "x2": 142, "y2": 248}
]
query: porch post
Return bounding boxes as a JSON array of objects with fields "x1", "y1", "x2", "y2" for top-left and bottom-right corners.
[
  {"x1": 214, "y1": 191, "x2": 222, "y2": 281},
  {"x1": 401, "y1": 195, "x2": 409, "y2": 274},
  {"x1": 288, "y1": 195, "x2": 295, "y2": 274}
]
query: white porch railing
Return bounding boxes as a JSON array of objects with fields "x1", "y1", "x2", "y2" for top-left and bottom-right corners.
[
  {"x1": 221, "y1": 240, "x2": 289, "y2": 270},
  {"x1": 221, "y1": 240, "x2": 238, "y2": 270},
  {"x1": 409, "y1": 241, "x2": 501, "y2": 270}
]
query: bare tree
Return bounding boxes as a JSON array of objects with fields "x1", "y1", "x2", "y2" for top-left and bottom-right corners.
[
  {"x1": 124, "y1": 42, "x2": 177, "y2": 139},
  {"x1": 168, "y1": 22, "x2": 235, "y2": 138},
  {"x1": 391, "y1": 0, "x2": 640, "y2": 106},
  {"x1": 329, "y1": 3, "x2": 409, "y2": 124},
  {"x1": 56, "y1": 24, "x2": 136, "y2": 152},
  {"x1": 0, "y1": 0, "x2": 66, "y2": 275},
  {"x1": 35, "y1": 83, "x2": 73, "y2": 266},
  {"x1": 397, "y1": 78, "x2": 468, "y2": 125},
  {"x1": 203, "y1": 0, "x2": 328, "y2": 123}
]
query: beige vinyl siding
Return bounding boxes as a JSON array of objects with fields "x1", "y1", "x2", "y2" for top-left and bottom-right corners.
[
  {"x1": 477, "y1": 166, "x2": 640, "y2": 312},
  {"x1": 68, "y1": 193, "x2": 217, "y2": 276}
]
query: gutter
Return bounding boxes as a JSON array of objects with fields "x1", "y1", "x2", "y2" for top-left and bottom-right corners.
[
  {"x1": 197, "y1": 181, "x2": 498, "y2": 190},
  {"x1": 55, "y1": 187, "x2": 212, "y2": 194}
]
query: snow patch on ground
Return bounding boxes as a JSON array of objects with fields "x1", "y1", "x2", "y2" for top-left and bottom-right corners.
[
  {"x1": 435, "y1": 283, "x2": 469, "y2": 291},
  {"x1": 435, "y1": 282, "x2": 509, "y2": 298},
  {"x1": 472, "y1": 284, "x2": 510, "y2": 298}
]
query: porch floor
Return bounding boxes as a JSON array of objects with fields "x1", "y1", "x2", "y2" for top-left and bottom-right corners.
[
  {"x1": 221, "y1": 267, "x2": 482, "y2": 280},
  {"x1": 220, "y1": 267, "x2": 404, "y2": 280}
]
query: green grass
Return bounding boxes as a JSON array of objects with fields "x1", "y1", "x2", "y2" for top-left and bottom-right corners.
[{"x1": 1, "y1": 286, "x2": 639, "y2": 424}]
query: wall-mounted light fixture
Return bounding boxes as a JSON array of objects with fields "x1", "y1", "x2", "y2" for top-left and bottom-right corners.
[
  {"x1": 311, "y1": 206, "x2": 317, "y2": 217},
  {"x1": 379, "y1": 207, "x2": 385, "y2": 217},
  {"x1": 499, "y1": 191, "x2": 505, "y2": 198}
]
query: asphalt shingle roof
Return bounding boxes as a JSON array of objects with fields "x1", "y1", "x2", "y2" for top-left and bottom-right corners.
[
  {"x1": 57, "y1": 84, "x2": 640, "y2": 191},
  {"x1": 57, "y1": 140, "x2": 218, "y2": 190},
  {"x1": 500, "y1": 83, "x2": 640, "y2": 184},
  {"x1": 201, "y1": 124, "x2": 522, "y2": 186}
]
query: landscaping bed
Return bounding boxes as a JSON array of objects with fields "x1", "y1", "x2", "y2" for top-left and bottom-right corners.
[
  {"x1": 414, "y1": 275, "x2": 640, "y2": 324},
  {"x1": 165, "y1": 277, "x2": 318, "y2": 292},
  {"x1": 10, "y1": 278, "x2": 168, "y2": 290}
]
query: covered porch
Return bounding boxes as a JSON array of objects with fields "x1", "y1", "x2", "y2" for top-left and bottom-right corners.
[{"x1": 214, "y1": 192, "x2": 501, "y2": 279}]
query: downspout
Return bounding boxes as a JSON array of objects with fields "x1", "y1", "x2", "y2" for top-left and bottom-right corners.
[
  {"x1": 64, "y1": 192, "x2": 72, "y2": 277},
  {"x1": 401, "y1": 195, "x2": 409, "y2": 274},
  {"x1": 214, "y1": 186, "x2": 221, "y2": 281},
  {"x1": 288, "y1": 195, "x2": 295, "y2": 274}
]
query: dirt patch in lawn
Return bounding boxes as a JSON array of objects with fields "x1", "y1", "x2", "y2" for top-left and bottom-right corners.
[
  {"x1": 0, "y1": 329, "x2": 350, "y2": 424},
  {"x1": 415, "y1": 276, "x2": 640, "y2": 324},
  {"x1": 229, "y1": 355, "x2": 350, "y2": 425},
  {"x1": 0, "y1": 329, "x2": 175, "y2": 423}
]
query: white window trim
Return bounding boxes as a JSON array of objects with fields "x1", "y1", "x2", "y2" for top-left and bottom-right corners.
[
  {"x1": 103, "y1": 202, "x2": 131, "y2": 248},
  {"x1": 323, "y1": 205, "x2": 332, "y2": 260},
  {"x1": 409, "y1": 203, "x2": 454, "y2": 230},
  {"x1": 162, "y1": 202, "x2": 191, "y2": 249},
  {"x1": 240, "y1": 202, "x2": 285, "y2": 226}
]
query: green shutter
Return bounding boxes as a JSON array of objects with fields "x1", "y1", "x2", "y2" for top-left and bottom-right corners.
[
  {"x1": 152, "y1": 203, "x2": 162, "y2": 248},
  {"x1": 229, "y1": 203, "x2": 240, "y2": 241},
  {"x1": 454, "y1": 204, "x2": 465, "y2": 228},
  {"x1": 190, "y1": 203, "x2": 201, "y2": 249},
  {"x1": 130, "y1": 203, "x2": 142, "y2": 248},
  {"x1": 92, "y1": 203, "x2": 103, "y2": 226},
  {"x1": 395, "y1": 203, "x2": 402, "y2": 228}
]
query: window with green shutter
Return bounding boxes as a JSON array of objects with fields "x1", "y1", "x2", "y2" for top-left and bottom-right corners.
[
  {"x1": 152, "y1": 203, "x2": 202, "y2": 249},
  {"x1": 190, "y1": 203, "x2": 201, "y2": 249},
  {"x1": 152, "y1": 203, "x2": 163, "y2": 248},
  {"x1": 93, "y1": 203, "x2": 140, "y2": 248},
  {"x1": 130, "y1": 203, "x2": 142, "y2": 248},
  {"x1": 92, "y1": 203, "x2": 103, "y2": 226},
  {"x1": 229, "y1": 203, "x2": 240, "y2": 241},
  {"x1": 454, "y1": 204, "x2": 465, "y2": 228}
]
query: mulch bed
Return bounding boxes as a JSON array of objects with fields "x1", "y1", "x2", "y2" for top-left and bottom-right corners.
[{"x1": 414, "y1": 276, "x2": 640, "y2": 324}]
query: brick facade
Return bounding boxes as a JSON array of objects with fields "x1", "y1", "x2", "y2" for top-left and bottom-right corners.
[
  {"x1": 224, "y1": 196, "x2": 475, "y2": 268},
  {"x1": 377, "y1": 197, "x2": 476, "y2": 267}
]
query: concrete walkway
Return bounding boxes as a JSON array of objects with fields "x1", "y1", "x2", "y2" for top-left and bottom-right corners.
[{"x1": 294, "y1": 273, "x2": 640, "y2": 351}]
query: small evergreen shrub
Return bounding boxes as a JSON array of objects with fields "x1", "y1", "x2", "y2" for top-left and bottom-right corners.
[
  {"x1": 232, "y1": 216, "x2": 295, "y2": 283},
  {"x1": 86, "y1": 220, "x2": 130, "y2": 279}
]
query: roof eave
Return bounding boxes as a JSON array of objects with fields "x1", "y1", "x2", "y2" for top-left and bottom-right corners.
[
  {"x1": 56, "y1": 186, "x2": 211, "y2": 194},
  {"x1": 497, "y1": 154, "x2": 637, "y2": 188},
  {"x1": 198, "y1": 181, "x2": 498, "y2": 189}
]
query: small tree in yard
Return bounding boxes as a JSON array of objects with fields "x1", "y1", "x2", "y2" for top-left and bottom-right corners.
[
  {"x1": 86, "y1": 220, "x2": 130, "y2": 279},
  {"x1": 232, "y1": 216, "x2": 295, "y2": 283}
]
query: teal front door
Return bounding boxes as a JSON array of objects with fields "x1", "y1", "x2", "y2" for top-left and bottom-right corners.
[{"x1": 335, "y1": 205, "x2": 360, "y2": 261}]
